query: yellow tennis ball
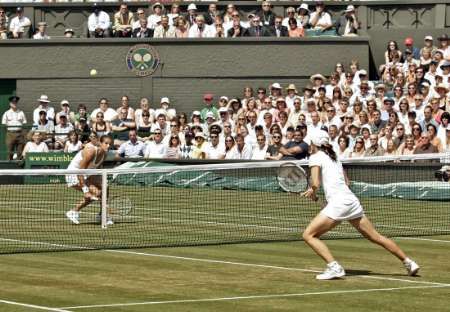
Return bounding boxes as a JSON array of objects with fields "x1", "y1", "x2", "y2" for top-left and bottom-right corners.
[{"x1": 90, "y1": 69, "x2": 97, "y2": 76}]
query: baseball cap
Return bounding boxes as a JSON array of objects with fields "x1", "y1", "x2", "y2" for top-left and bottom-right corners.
[
  {"x1": 424, "y1": 35, "x2": 433, "y2": 41},
  {"x1": 160, "y1": 97, "x2": 170, "y2": 104},
  {"x1": 203, "y1": 93, "x2": 214, "y2": 101},
  {"x1": 311, "y1": 130, "x2": 329, "y2": 147}
]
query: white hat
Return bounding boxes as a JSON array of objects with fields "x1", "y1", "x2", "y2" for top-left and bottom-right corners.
[
  {"x1": 298, "y1": 3, "x2": 309, "y2": 12},
  {"x1": 271, "y1": 82, "x2": 282, "y2": 89},
  {"x1": 424, "y1": 35, "x2": 433, "y2": 41},
  {"x1": 311, "y1": 130, "x2": 330, "y2": 147},
  {"x1": 187, "y1": 3, "x2": 197, "y2": 11},
  {"x1": 192, "y1": 110, "x2": 201, "y2": 116},
  {"x1": 38, "y1": 95, "x2": 50, "y2": 103},
  {"x1": 205, "y1": 112, "x2": 215, "y2": 119},
  {"x1": 310, "y1": 74, "x2": 326, "y2": 82},
  {"x1": 195, "y1": 132, "x2": 206, "y2": 139},
  {"x1": 345, "y1": 5, "x2": 355, "y2": 12},
  {"x1": 359, "y1": 69, "x2": 367, "y2": 76},
  {"x1": 218, "y1": 107, "x2": 228, "y2": 113},
  {"x1": 160, "y1": 97, "x2": 170, "y2": 104},
  {"x1": 60, "y1": 99, "x2": 69, "y2": 106},
  {"x1": 220, "y1": 96, "x2": 229, "y2": 102}
]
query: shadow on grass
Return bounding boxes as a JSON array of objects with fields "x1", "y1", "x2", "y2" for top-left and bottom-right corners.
[{"x1": 346, "y1": 269, "x2": 414, "y2": 277}]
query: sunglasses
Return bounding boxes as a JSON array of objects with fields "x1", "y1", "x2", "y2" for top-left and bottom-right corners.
[
  {"x1": 273, "y1": 136, "x2": 281, "y2": 139},
  {"x1": 225, "y1": 139, "x2": 233, "y2": 142}
]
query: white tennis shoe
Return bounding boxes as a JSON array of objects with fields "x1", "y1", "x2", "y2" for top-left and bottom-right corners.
[
  {"x1": 404, "y1": 259, "x2": 420, "y2": 276},
  {"x1": 66, "y1": 210, "x2": 80, "y2": 225},
  {"x1": 316, "y1": 262, "x2": 346, "y2": 280},
  {"x1": 95, "y1": 213, "x2": 114, "y2": 225}
]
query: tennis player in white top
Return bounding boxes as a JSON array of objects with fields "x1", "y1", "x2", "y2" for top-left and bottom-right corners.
[
  {"x1": 65, "y1": 135, "x2": 112, "y2": 225},
  {"x1": 301, "y1": 131, "x2": 419, "y2": 280}
]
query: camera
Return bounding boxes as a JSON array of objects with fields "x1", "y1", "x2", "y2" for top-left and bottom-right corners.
[{"x1": 435, "y1": 166, "x2": 450, "y2": 182}]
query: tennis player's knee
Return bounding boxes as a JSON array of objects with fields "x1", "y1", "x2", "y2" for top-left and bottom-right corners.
[{"x1": 302, "y1": 230, "x2": 318, "y2": 241}]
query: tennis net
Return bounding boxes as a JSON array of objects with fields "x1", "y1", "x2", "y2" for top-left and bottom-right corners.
[{"x1": 0, "y1": 153, "x2": 449, "y2": 254}]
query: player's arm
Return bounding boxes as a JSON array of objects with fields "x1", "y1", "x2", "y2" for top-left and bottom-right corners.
[
  {"x1": 344, "y1": 169, "x2": 350, "y2": 186},
  {"x1": 301, "y1": 166, "x2": 320, "y2": 201},
  {"x1": 77, "y1": 147, "x2": 95, "y2": 189}
]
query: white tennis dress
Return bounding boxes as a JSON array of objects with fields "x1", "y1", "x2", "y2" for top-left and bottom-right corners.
[
  {"x1": 309, "y1": 150, "x2": 364, "y2": 221},
  {"x1": 65, "y1": 144, "x2": 103, "y2": 187}
]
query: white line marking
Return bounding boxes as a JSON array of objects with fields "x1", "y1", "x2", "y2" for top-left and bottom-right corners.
[
  {"x1": 0, "y1": 299, "x2": 72, "y2": 312},
  {"x1": 106, "y1": 249, "x2": 450, "y2": 286},
  {"x1": 60, "y1": 285, "x2": 450, "y2": 309},
  {"x1": 396, "y1": 237, "x2": 450, "y2": 243}
]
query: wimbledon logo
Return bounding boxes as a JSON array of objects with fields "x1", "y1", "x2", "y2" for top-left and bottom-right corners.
[{"x1": 126, "y1": 44, "x2": 160, "y2": 77}]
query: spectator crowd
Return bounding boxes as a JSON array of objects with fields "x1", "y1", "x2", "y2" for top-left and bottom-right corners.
[{"x1": 0, "y1": 1, "x2": 360, "y2": 39}]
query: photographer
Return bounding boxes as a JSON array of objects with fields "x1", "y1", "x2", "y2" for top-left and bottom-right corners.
[{"x1": 336, "y1": 5, "x2": 359, "y2": 37}]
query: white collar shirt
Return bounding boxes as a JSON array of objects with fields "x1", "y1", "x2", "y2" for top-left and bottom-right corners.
[{"x1": 88, "y1": 11, "x2": 110, "y2": 32}]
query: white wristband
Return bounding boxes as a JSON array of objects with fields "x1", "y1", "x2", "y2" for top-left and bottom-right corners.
[{"x1": 82, "y1": 186, "x2": 89, "y2": 194}]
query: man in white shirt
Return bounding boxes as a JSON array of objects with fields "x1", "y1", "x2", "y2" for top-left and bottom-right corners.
[
  {"x1": 150, "y1": 113, "x2": 169, "y2": 136},
  {"x1": 9, "y1": 7, "x2": 31, "y2": 38},
  {"x1": 188, "y1": 15, "x2": 215, "y2": 38},
  {"x1": 88, "y1": 4, "x2": 111, "y2": 38},
  {"x1": 309, "y1": 1, "x2": 332, "y2": 32},
  {"x1": 147, "y1": 2, "x2": 163, "y2": 29},
  {"x1": 90, "y1": 98, "x2": 118, "y2": 122},
  {"x1": 33, "y1": 95, "x2": 55, "y2": 125},
  {"x1": 144, "y1": 129, "x2": 166, "y2": 158},
  {"x1": 132, "y1": 8, "x2": 147, "y2": 30},
  {"x1": 1, "y1": 96, "x2": 27, "y2": 160},
  {"x1": 251, "y1": 134, "x2": 268, "y2": 160},
  {"x1": 54, "y1": 113, "x2": 74, "y2": 150},
  {"x1": 230, "y1": 134, "x2": 252, "y2": 160},
  {"x1": 33, "y1": 22, "x2": 50, "y2": 40},
  {"x1": 153, "y1": 15, "x2": 176, "y2": 38},
  {"x1": 323, "y1": 106, "x2": 342, "y2": 129},
  {"x1": 204, "y1": 131, "x2": 225, "y2": 159}
]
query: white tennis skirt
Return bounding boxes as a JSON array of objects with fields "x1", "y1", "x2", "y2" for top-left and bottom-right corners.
[
  {"x1": 65, "y1": 175, "x2": 86, "y2": 187},
  {"x1": 320, "y1": 196, "x2": 364, "y2": 221}
]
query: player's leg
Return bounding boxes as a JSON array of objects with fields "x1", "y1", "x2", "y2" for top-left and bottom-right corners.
[
  {"x1": 303, "y1": 213, "x2": 345, "y2": 280},
  {"x1": 87, "y1": 176, "x2": 113, "y2": 225},
  {"x1": 349, "y1": 216, "x2": 419, "y2": 276}
]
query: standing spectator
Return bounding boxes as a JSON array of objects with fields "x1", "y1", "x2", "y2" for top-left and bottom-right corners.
[
  {"x1": 33, "y1": 95, "x2": 55, "y2": 125},
  {"x1": 287, "y1": 18, "x2": 304, "y2": 38},
  {"x1": 2, "y1": 96, "x2": 26, "y2": 160},
  {"x1": 54, "y1": 113, "x2": 74, "y2": 150},
  {"x1": 90, "y1": 98, "x2": 118, "y2": 122},
  {"x1": 113, "y1": 3, "x2": 134, "y2": 37},
  {"x1": 279, "y1": 128, "x2": 309, "y2": 160},
  {"x1": 335, "y1": 5, "x2": 359, "y2": 37},
  {"x1": 0, "y1": 8, "x2": 8, "y2": 40},
  {"x1": 32, "y1": 110, "x2": 54, "y2": 148},
  {"x1": 273, "y1": 16, "x2": 288, "y2": 37},
  {"x1": 153, "y1": 15, "x2": 176, "y2": 38},
  {"x1": 64, "y1": 130, "x2": 82, "y2": 154},
  {"x1": 88, "y1": 4, "x2": 111, "y2": 38},
  {"x1": 33, "y1": 22, "x2": 50, "y2": 40},
  {"x1": 309, "y1": 1, "x2": 332, "y2": 32},
  {"x1": 144, "y1": 129, "x2": 166, "y2": 158},
  {"x1": 22, "y1": 131, "x2": 48, "y2": 158},
  {"x1": 297, "y1": 4, "x2": 310, "y2": 29},
  {"x1": 188, "y1": 15, "x2": 214, "y2": 38},
  {"x1": 365, "y1": 134, "x2": 385, "y2": 157},
  {"x1": 148, "y1": 2, "x2": 164, "y2": 29},
  {"x1": 257, "y1": 1, "x2": 275, "y2": 27},
  {"x1": 116, "y1": 129, "x2": 144, "y2": 158},
  {"x1": 247, "y1": 16, "x2": 272, "y2": 37},
  {"x1": 200, "y1": 93, "x2": 219, "y2": 121},
  {"x1": 132, "y1": 19, "x2": 153, "y2": 38},
  {"x1": 111, "y1": 108, "x2": 136, "y2": 148},
  {"x1": 9, "y1": 7, "x2": 31, "y2": 39}
]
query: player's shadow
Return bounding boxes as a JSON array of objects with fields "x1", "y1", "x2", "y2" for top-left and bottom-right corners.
[{"x1": 345, "y1": 269, "x2": 417, "y2": 277}]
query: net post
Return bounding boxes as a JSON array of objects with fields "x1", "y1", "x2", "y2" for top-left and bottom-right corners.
[{"x1": 101, "y1": 170, "x2": 108, "y2": 229}]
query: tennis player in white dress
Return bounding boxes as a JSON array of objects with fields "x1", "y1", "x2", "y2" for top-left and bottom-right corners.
[
  {"x1": 65, "y1": 135, "x2": 112, "y2": 225},
  {"x1": 301, "y1": 131, "x2": 420, "y2": 280}
]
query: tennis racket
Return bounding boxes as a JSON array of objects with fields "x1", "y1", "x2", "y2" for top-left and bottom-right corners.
[
  {"x1": 277, "y1": 162, "x2": 309, "y2": 193},
  {"x1": 107, "y1": 196, "x2": 134, "y2": 216}
]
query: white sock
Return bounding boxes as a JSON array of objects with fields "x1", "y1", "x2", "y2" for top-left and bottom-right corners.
[
  {"x1": 328, "y1": 261, "x2": 340, "y2": 268},
  {"x1": 403, "y1": 258, "x2": 412, "y2": 264}
]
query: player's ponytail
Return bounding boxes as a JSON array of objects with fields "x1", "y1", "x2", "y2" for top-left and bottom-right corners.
[{"x1": 320, "y1": 144, "x2": 337, "y2": 162}]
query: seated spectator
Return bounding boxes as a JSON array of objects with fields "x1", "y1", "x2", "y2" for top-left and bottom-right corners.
[
  {"x1": 222, "y1": 3, "x2": 235, "y2": 25},
  {"x1": 365, "y1": 134, "x2": 385, "y2": 157},
  {"x1": 335, "y1": 5, "x2": 359, "y2": 37},
  {"x1": 54, "y1": 113, "x2": 74, "y2": 150},
  {"x1": 168, "y1": 3, "x2": 181, "y2": 26},
  {"x1": 116, "y1": 129, "x2": 144, "y2": 158},
  {"x1": 151, "y1": 113, "x2": 169, "y2": 136},
  {"x1": 223, "y1": 135, "x2": 236, "y2": 159},
  {"x1": 252, "y1": 134, "x2": 268, "y2": 160},
  {"x1": 227, "y1": 134, "x2": 252, "y2": 160},
  {"x1": 287, "y1": 18, "x2": 304, "y2": 38},
  {"x1": 257, "y1": 1, "x2": 275, "y2": 27},
  {"x1": 265, "y1": 132, "x2": 283, "y2": 160},
  {"x1": 33, "y1": 22, "x2": 50, "y2": 40},
  {"x1": 113, "y1": 3, "x2": 134, "y2": 37},
  {"x1": 399, "y1": 134, "x2": 416, "y2": 155},
  {"x1": 227, "y1": 15, "x2": 248, "y2": 38},
  {"x1": 349, "y1": 136, "x2": 365, "y2": 158},
  {"x1": 144, "y1": 129, "x2": 166, "y2": 158},
  {"x1": 185, "y1": 3, "x2": 198, "y2": 28},
  {"x1": 148, "y1": 2, "x2": 164, "y2": 29},
  {"x1": 437, "y1": 34, "x2": 449, "y2": 61},
  {"x1": 72, "y1": 104, "x2": 89, "y2": 126},
  {"x1": 384, "y1": 139, "x2": 398, "y2": 156},
  {"x1": 90, "y1": 98, "x2": 118, "y2": 122},
  {"x1": 175, "y1": 16, "x2": 189, "y2": 38},
  {"x1": 9, "y1": 7, "x2": 31, "y2": 39},
  {"x1": 337, "y1": 135, "x2": 351, "y2": 158},
  {"x1": 136, "y1": 110, "x2": 152, "y2": 140},
  {"x1": 369, "y1": 110, "x2": 387, "y2": 134},
  {"x1": 74, "y1": 117, "x2": 90, "y2": 143},
  {"x1": 273, "y1": 16, "x2": 288, "y2": 38},
  {"x1": 297, "y1": 4, "x2": 310, "y2": 29},
  {"x1": 0, "y1": 8, "x2": 8, "y2": 40},
  {"x1": 213, "y1": 16, "x2": 225, "y2": 38},
  {"x1": 132, "y1": 8, "x2": 147, "y2": 31},
  {"x1": 204, "y1": 3, "x2": 219, "y2": 26},
  {"x1": 427, "y1": 124, "x2": 443, "y2": 152},
  {"x1": 64, "y1": 130, "x2": 82, "y2": 153},
  {"x1": 165, "y1": 135, "x2": 181, "y2": 159},
  {"x1": 179, "y1": 131, "x2": 194, "y2": 159},
  {"x1": 22, "y1": 131, "x2": 48, "y2": 158},
  {"x1": 155, "y1": 97, "x2": 176, "y2": 120},
  {"x1": 191, "y1": 132, "x2": 208, "y2": 159},
  {"x1": 116, "y1": 95, "x2": 135, "y2": 121},
  {"x1": 279, "y1": 128, "x2": 309, "y2": 160},
  {"x1": 132, "y1": 19, "x2": 153, "y2": 38},
  {"x1": 309, "y1": 1, "x2": 332, "y2": 32},
  {"x1": 33, "y1": 95, "x2": 55, "y2": 125},
  {"x1": 135, "y1": 97, "x2": 154, "y2": 124},
  {"x1": 32, "y1": 110, "x2": 54, "y2": 149},
  {"x1": 153, "y1": 15, "x2": 176, "y2": 38},
  {"x1": 56, "y1": 100, "x2": 71, "y2": 124},
  {"x1": 91, "y1": 112, "x2": 111, "y2": 137},
  {"x1": 282, "y1": 7, "x2": 298, "y2": 28},
  {"x1": 204, "y1": 131, "x2": 225, "y2": 159},
  {"x1": 414, "y1": 132, "x2": 438, "y2": 154},
  {"x1": 111, "y1": 108, "x2": 136, "y2": 148},
  {"x1": 405, "y1": 37, "x2": 421, "y2": 60},
  {"x1": 247, "y1": 16, "x2": 272, "y2": 37},
  {"x1": 188, "y1": 15, "x2": 214, "y2": 38},
  {"x1": 64, "y1": 28, "x2": 74, "y2": 38},
  {"x1": 88, "y1": 4, "x2": 111, "y2": 38}
]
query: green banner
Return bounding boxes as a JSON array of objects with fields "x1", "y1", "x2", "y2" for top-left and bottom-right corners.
[{"x1": 25, "y1": 152, "x2": 74, "y2": 184}]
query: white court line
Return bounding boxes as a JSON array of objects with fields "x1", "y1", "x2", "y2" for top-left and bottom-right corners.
[
  {"x1": 396, "y1": 237, "x2": 450, "y2": 243},
  {"x1": 106, "y1": 249, "x2": 450, "y2": 286},
  {"x1": 0, "y1": 238, "x2": 91, "y2": 250},
  {"x1": 0, "y1": 299, "x2": 72, "y2": 312},
  {"x1": 60, "y1": 285, "x2": 450, "y2": 310}
]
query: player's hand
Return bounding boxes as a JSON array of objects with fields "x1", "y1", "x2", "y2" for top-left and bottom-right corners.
[{"x1": 301, "y1": 188, "x2": 318, "y2": 201}]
